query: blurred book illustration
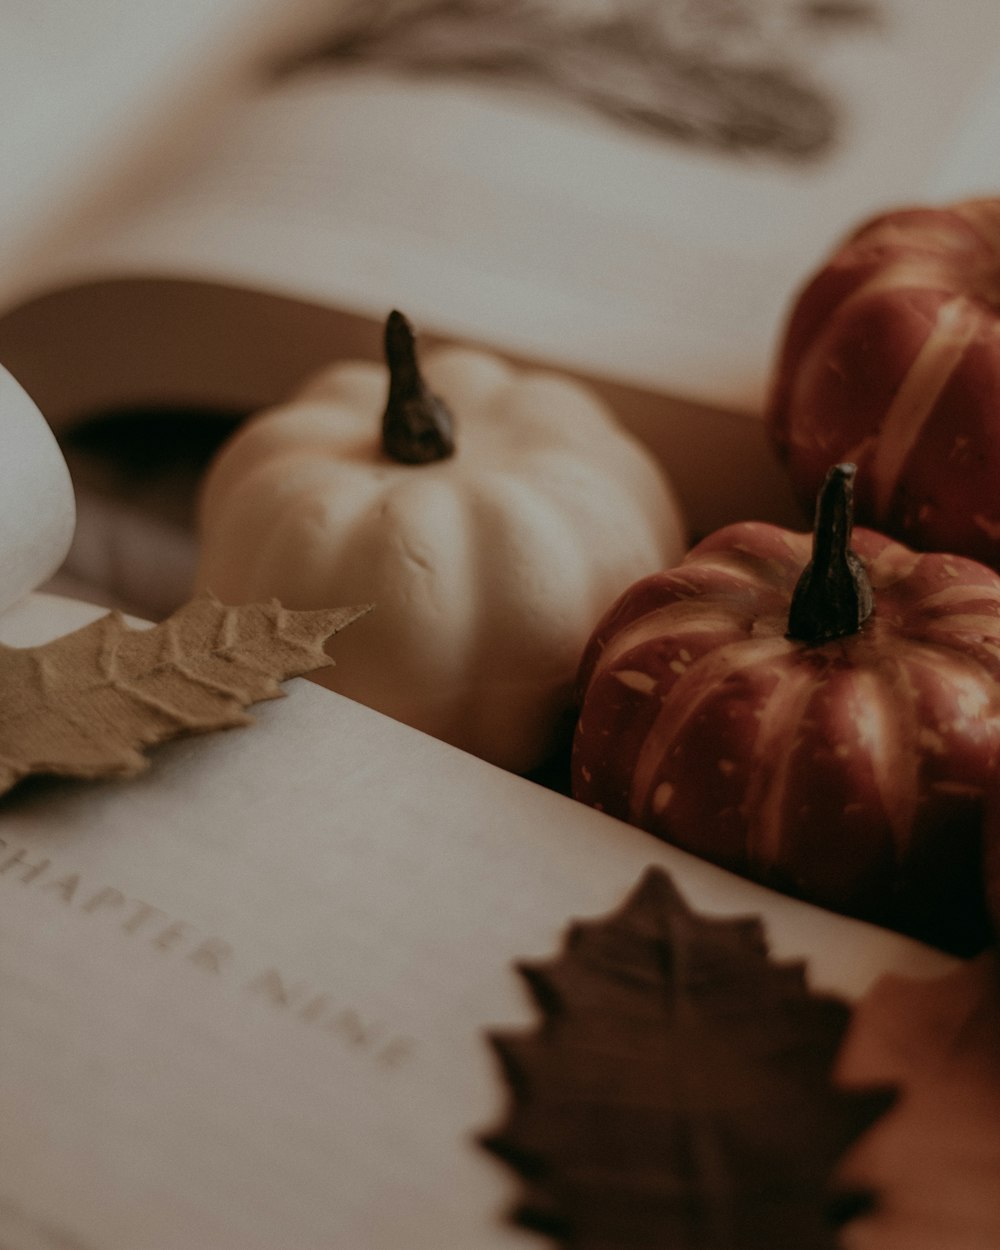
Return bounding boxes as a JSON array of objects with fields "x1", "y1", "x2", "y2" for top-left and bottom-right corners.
[{"x1": 276, "y1": 0, "x2": 882, "y2": 160}]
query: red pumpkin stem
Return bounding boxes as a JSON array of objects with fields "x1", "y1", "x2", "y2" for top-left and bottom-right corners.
[
  {"x1": 381, "y1": 310, "x2": 456, "y2": 465},
  {"x1": 786, "y1": 463, "x2": 874, "y2": 644}
]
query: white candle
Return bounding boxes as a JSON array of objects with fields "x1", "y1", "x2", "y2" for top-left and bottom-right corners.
[{"x1": 0, "y1": 364, "x2": 75, "y2": 615}]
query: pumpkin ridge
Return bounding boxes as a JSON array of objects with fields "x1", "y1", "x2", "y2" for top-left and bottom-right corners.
[
  {"x1": 506, "y1": 447, "x2": 675, "y2": 568},
  {"x1": 868, "y1": 296, "x2": 982, "y2": 519},
  {"x1": 857, "y1": 537, "x2": 922, "y2": 591},
  {"x1": 583, "y1": 538, "x2": 804, "y2": 687},
  {"x1": 895, "y1": 580, "x2": 1000, "y2": 620},
  {"x1": 270, "y1": 477, "x2": 383, "y2": 603},
  {"x1": 887, "y1": 636, "x2": 1000, "y2": 722},
  {"x1": 673, "y1": 563, "x2": 793, "y2": 603},
  {"x1": 896, "y1": 579, "x2": 1000, "y2": 615},
  {"x1": 885, "y1": 565, "x2": 1000, "y2": 666},
  {"x1": 421, "y1": 345, "x2": 513, "y2": 415},
  {"x1": 591, "y1": 603, "x2": 772, "y2": 684},
  {"x1": 679, "y1": 543, "x2": 805, "y2": 587},
  {"x1": 921, "y1": 634, "x2": 1000, "y2": 677},
  {"x1": 786, "y1": 264, "x2": 970, "y2": 421},
  {"x1": 627, "y1": 636, "x2": 792, "y2": 825},
  {"x1": 313, "y1": 475, "x2": 483, "y2": 741},
  {"x1": 459, "y1": 471, "x2": 586, "y2": 767},
  {"x1": 900, "y1": 625, "x2": 1000, "y2": 675},
  {"x1": 876, "y1": 642, "x2": 988, "y2": 847},
  {"x1": 833, "y1": 658, "x2": 919, "y2": 856},
  {"x1": 741, "y1": 662, "x2": 834, "y2": 873},
  {"x1": 782, "y1": 277, "x2": 975, "y2": 499}
]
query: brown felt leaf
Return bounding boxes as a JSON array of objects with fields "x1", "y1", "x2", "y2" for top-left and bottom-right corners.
[
  {"x1": 0, "y1": 592, "x2": 370, "y2": 795},
  {"x1": 835, "y1": 953, "x2": 1000, "y2": 1250},
  {"x1": 482, "y1": 867, "x2": 894, "y2": 1250}
]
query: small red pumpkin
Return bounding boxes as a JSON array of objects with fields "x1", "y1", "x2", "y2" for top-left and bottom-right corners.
[
  {"x1": 572, "y1": 465, "x2": 1000, "y2": 953},
  {"x1": 768, "y1": 197, "x2": 1000, "y2": 568}
]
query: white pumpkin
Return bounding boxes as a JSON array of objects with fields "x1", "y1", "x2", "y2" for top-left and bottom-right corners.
[{"x1": 195, "y1": 313, "x2": 686, "y2": 772}]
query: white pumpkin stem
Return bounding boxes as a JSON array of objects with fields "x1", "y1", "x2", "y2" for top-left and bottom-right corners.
[
  {"x1": 381, "y1": 310, "x2": 456, "y2": 464},
  {"x1": 787, "y1": 463, "x2": 874, "y2": 644}
]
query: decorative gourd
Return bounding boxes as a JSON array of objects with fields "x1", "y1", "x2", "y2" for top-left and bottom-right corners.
[
  {"x1": 768, "y1": 197, "x2": 1000, "y2": 568},
  {"x1": 196, "y1": 312, "x2": 686, "y2": 773},
  {"x1": 572, "y1": 463, "x2": 1000, "y2": 953}
]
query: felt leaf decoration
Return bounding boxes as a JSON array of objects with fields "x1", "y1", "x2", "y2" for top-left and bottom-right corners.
[
  {"x1": 482, "y1": 867, "x2": 895, "y2": 1250},
  {"x1": 0, "y1": 592, "x2": 371, "y2": 795},
  {"x1": 835, "y1": 953, "x2": 1000, "y2": 1250}
]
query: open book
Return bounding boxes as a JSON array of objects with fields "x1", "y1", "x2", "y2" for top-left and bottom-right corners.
[
  {"x1": 0, "y1": 363, "x2": 960, "y2": 1249},
  {"x1": 4, "y1": 0, "x2": 1000, "y2": 619}
]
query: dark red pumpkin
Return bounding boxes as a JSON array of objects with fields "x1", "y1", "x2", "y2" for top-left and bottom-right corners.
[
  {"x1": 768, "y1": 197, "x2": 1000, "y2": 569},
  {"x1": 572, "y1": 465, "x2": 1000, "y2": 953}
]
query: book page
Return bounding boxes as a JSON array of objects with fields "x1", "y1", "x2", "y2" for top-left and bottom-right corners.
[
  {"x1": 14, "y1": 0, "x2": 1000, "y2": 416},
  {"x1": 0, "y1": 592, "x2": 955, "y2": 1250},
  {"x1": 0, "y1": 0, "x2": 335, "y2": 304},
  {"x1": 0, "y1": 367, "x2": 75, "y2": 615}
]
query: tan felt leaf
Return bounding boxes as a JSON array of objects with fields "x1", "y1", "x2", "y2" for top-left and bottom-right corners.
[
  {"x1": 836, "y1": 953, "x2": 1000, "y2": 1250},
  {"x1": 0, "y1": 592, "x2": 371, "y2": 795}
]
